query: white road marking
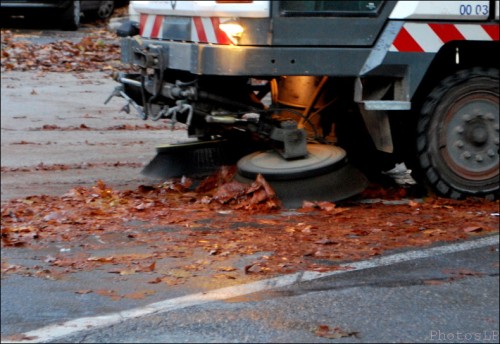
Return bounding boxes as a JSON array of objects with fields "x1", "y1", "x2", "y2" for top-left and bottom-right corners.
[{"x1": 2, "y1": 235, "x2": 498, "y2": 343}]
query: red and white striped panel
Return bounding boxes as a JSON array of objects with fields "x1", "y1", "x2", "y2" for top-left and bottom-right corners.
[
  {"x1": 140, "y1": 14, "x2": 165, "y2": 39},
  {"x1": 390, "y1": 23, "x2": 499, "y2": 52},
  {"x1": 140, "y1": 14, "x2": 231, "y2": 44}
]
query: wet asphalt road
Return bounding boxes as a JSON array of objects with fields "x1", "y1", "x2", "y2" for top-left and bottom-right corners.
[
  {"x1": 1, "y1": 236, "x2": 498, "y2": 343},
  {"x1": 1, "y1": 21, "x2": 499, "y2": 344},
  {"x1": 55, "y1": 242, "x2": 499, "y2": 344},
  {"x1": 0, "y1": 70, "x2": 174, "y2": 201}
]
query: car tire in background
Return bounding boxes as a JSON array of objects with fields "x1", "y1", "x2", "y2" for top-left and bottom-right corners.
[
  {"x1": 96, "y1": 1, "x2": 115, "y2": 19},
  {"x1": 84, "y1": 1, "x2": 115, "y2": 20},
  {"x1": 60, "y1": 0, "x2": 81, "y2": 31}
]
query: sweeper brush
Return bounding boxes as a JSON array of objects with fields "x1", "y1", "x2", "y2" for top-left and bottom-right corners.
[
  {"x1": 142, "y1": 141, "x2": 368, "y2": 208},
  {"x1": 141, "y1": 140, "x2": 235, "y2": 179},
  {"x1": 235, "y1": 144, "x2": 368, "y2": 208}
]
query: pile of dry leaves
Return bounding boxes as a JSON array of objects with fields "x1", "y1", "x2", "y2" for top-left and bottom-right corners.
[
  {"x1": 2, "y1": 167, "x2": 498, "y2": 283},
  {"x1": 1, "y1": 29, "x2": 123, "y2": 73}
]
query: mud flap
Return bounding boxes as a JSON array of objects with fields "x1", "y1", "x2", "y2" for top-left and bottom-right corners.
[{"x1": 359, "y1": 108, "x2": 393, "y2": 153}]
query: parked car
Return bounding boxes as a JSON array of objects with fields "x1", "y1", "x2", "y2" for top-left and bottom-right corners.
[{"x1": 0, "y1": 1, "x2": 115, "y2": 30}]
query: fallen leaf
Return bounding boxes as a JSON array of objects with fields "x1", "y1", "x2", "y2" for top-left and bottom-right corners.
[
  {"x1": 217, "y1": 266, "x2": 237, "y2": 272},
  {"x1": 314, "y1": 238, "x2": 338, "y2": 245},
  {"x1": 123, "y1": 290, "x2": 156, "y2": 299},
  {"x1": 138, "y1": 261, "x2": 156, "y2": 273},
  {"x1": 107, "y1": 268, "x2": 136, "y2": 275},
  {"x1": 463, "y1": 226, "x2": 483, "y2": 233},
  {"x1": 168, "y1": 269, "x2": 192, "y2": 279},
  {"x1": 316, "y1": 201, "x2": 336, "y2": 212},
  {"x1": 212, "y1": 274, "x2": 236, "y2": 279},
  {"x1": 95, "y1": 289, "x2": 121, "y2": 301},
  {"x1": 443, "y1": 268, "x2": 484, "y2": 277},
  {"x1": 409, "y1": 200, "x2": 420, "y2": 207},
  {"x1": 147, "y1": 277, "x2": 163, "y2": 284},
  {"x1": 75, "y1": 289, "x2": 93, "y2": 294},
  {"x1": 423, "y1": 279, "x2": 447, "y2": 285},
  {"x1": 87, "y1": 256, "x2": 115, "y2": 263},
  {"x1": 313, "y1": 325, "x2": 359, "y2": 339},
  {"x1": 2, "y1": 334, "x2": 38, "y2": 341},
  {"x1": 244, "y1": 263, "x2": 258, "y2": 274}
]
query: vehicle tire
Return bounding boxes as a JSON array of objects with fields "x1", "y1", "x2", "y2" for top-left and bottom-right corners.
[
  {"x1": 60, "y1": 0, "x2": 80, "y2": 31},
  {"x1": 417, "y1": 67, "x2": 499, "y2": 200},
  {"x1": 85, "y1": 1, "x2": 114, "y2": 20},
  {"x1": 96, "y1": 1, "x2": 114, "y2": 19}
]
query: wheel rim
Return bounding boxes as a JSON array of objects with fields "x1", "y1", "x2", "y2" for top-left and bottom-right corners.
[
  {"x1": 441, "y1": 92, "x2": 499, "y2": 181},
  {"x1": 97, "y1": 1, "x2": 114, "y2": 18}
]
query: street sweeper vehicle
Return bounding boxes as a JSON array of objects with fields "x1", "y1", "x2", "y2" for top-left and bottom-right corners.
[{"x1": 108, "y1": 0, "x2": 499, "y2": 207}]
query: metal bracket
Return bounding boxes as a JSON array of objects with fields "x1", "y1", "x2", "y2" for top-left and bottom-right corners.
[
  {"x1": 104, "y1": 85, "x2": 146, "y2": 120},
  {"x1": 354, "y1": 77, "x2": 411, "y2": 111},
  {"x1": 270, "y1": 120, "x2": 308, "y2": 159}
]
